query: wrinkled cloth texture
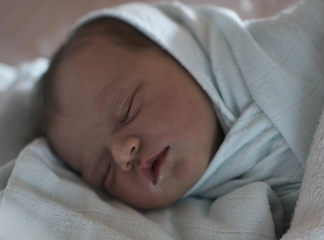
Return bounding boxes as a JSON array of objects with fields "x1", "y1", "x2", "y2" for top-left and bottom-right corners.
[
  {"x1": 1, "y1": 0, "x2": 324, "y2": 239},
  {"x1": 0, "y1": 139, "x2": 284, "y2": 240}
]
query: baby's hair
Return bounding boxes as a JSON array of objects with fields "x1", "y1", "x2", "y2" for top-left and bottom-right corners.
[{"x1": 33, "y1": 18, "x2": 157, "y2": 139}]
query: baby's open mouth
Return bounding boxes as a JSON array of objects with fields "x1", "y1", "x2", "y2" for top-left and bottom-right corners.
[{"x1": 139, "y1": 146, "x2": 170, "y2": 185}]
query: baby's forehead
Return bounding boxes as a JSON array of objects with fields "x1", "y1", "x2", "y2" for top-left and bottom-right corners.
[
  {"x1": 58, "y1": 21, "x2": 162, "y2": 78},
  {"x1": 55, "y1": 18, "x2": 197, "y2": 105},
  {"x1": 71, "y1": 18, "x2": 159, "y2": 51}
]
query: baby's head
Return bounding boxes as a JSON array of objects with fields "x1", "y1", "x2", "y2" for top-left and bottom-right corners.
[{"x1": 37, "y1": 18, "x2": 223, "y2": 209}]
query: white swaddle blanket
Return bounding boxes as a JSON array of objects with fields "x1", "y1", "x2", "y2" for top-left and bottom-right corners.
[{"x1": 1, "y1": 0, "x2": 324, "y2": 239}]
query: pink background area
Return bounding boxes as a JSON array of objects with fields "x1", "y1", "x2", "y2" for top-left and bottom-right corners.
[{"x1": 0, "y1": 0, "x2": 299, "y2": 65}]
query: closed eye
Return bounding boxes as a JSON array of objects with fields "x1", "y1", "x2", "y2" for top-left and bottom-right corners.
[
  {"x1": 121, "y1": 86, "x2": 141, "y2": 124},
  {"x1": 102, "y1": 160, "x2": 112, "y2": 188},
  {"x1": 122, "y1": 99, "x2": 133, "y2": 123}
]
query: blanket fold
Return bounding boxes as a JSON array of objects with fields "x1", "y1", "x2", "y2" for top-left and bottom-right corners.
[{"x1": 0, "y1": 139, "x2": 282, "y2": 239}]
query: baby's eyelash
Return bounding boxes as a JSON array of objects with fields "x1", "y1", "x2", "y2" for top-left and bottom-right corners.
[
  {"x1": 122, "y1": 101, "x2": 132, "y2": 123},
  {"x1": 102, "y1": 160, "x2": 112, "y2": 188},
  {"x1": 119, "y1": 85, "x2": 141, "y2": 124}
]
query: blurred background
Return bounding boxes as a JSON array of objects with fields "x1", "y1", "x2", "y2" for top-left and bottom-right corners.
[{"x1": 0, "y1": 0, "x2": 299, "y2": 66}]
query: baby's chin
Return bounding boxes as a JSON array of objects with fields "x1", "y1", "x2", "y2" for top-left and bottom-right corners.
[
  {"x1": 126, "y1": 196, "x2": 180, "y2": 210},
  {"x1": 111, "y1": 186, "x2": 185, "y2": 210}
]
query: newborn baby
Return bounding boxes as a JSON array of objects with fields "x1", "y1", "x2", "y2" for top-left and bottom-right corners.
[
  {"x1": 34, "y1": 1, "x2": 324, "y2": 233},
  {"x1": 37, "y1": 18, "x2": 224, "y2": 209}
]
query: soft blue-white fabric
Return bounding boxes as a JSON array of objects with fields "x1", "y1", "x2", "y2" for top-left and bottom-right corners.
[
  {"x1": 0, "y1": 59, "x2": 48, "y2": 166},
  {"x1": 1, "y1": 0, "x2": 324, "y2": 239},
  {"x1": 0, "y1": 139, "x2": 282, "y2": 240}
]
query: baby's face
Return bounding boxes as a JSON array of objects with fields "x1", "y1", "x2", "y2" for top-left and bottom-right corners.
[{"x1": 49, "y1": 35, "x2": 221, "y2": 209}]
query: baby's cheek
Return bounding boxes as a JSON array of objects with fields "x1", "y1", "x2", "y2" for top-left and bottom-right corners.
[
  {"x1": 172, "y1": 152, "x2": 206, "y2": 182},
  {"x1": 104, "y1": 165, "x2": 181, "y2": 209}
]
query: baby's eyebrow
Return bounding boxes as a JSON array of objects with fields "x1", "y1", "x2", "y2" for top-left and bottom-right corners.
[{"x1": 92, "y1": 80, "x2": 119, "y2": 127}]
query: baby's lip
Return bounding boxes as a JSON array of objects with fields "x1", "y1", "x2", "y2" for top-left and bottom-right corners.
[{"x1": 138, "y1": 146, "x2": 170, "y2": 185}]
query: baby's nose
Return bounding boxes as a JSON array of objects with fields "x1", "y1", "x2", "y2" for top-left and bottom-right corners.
[{"x1": 111, "y1": 136, "x2": 140, "y2": 171}]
